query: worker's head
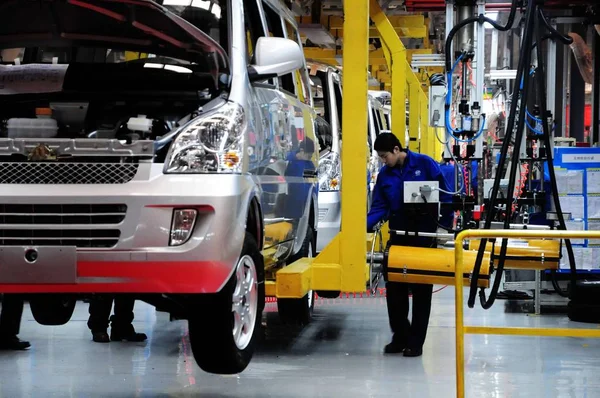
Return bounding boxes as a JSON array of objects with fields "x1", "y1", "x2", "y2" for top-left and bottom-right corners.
[
  {"x1": 296, "y1": 138, "x2": 315, "y2": 160},
  {"x1": 374, "y1": 133, "x2": 404, "y2": 167}
]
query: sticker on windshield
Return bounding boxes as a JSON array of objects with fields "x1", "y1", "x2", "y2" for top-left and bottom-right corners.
[{"x1": 0, "y1": 64, "x2": 68, "y2": 95}]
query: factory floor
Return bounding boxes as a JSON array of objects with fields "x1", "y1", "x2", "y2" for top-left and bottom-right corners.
[{"x1": 0, "y1": 288, "x2": 599, "y2": 397}]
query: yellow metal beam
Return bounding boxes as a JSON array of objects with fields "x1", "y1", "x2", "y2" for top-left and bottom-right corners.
[
  {"x1": 454, "y1": 229, "x2": 600, "y2": 398},
  {"x1": 275, "y1": 258, "x2": 312, "y2": 298},
  {"x1": 300, "y1": 0, "x2": 369, "y2": 294},
  {"x1": 370, "y1": 0, "x2": 407, "y2": 146},
  {"x1": 465, "y1": 326, "x2": 600, "y2": 338},
  {"x1": 320, "y1": 15, "x2": 426, "y2": 30},
  {"x1": 334, "y1": 27, "x2": 428, "y2": 39},
  {"x1": 337, "y1": 0, "x2": 368, "y2": 293}
]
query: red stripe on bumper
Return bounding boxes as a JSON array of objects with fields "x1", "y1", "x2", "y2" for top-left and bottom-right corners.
[{"x1": 0, "y1": 261, "x2": 231, "y2": 294}]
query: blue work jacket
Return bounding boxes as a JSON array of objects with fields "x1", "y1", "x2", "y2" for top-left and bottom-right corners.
[{"x1": 367, "y1": 151, "x2": 452, "y2": 233}]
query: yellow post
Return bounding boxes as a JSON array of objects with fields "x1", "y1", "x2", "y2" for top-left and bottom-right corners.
[
  {"x1": 454, "y1": 229, "x2": 600, "y2": 398},
  {"x1": 370, "y1": 0, "x2": 407, "y2": 147},
  {"x1": 339, "y1": 0, "x2": 368, "y2": 292},
  {"x1": 454, "y1": 231, "x2": 467, "y2": 398}
]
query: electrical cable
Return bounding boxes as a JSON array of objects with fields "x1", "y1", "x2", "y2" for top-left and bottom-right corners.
[
  {"x1": 444, "y1": 0, "x2": 519, "y2": 71},
  {"x1": 533, "y1": 9, "x2": 578, "y2": 297},
  {"x1": 420, "y1": 194, "x2": 458, "y2": 233},
  {"x1": 526, "y1": 108, "x2": 542, "y2": 122},
  {"x1": 538, "y1": 8, "x2": 574, "y2": 45},
  {"x1": 434, "y1": 127, "x2": 466, "y2": 195},
  {"x1": 525, "y1": 117, "x2": 544, "y2": 136},
  {"x1": 469, "y1": 0, "x2": 537, "y2": 309}
]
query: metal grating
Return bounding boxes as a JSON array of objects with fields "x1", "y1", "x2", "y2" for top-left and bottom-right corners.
[
  {"x1": 0, "y1": 229, "x2": 121, "y2": 248},
  {"x1": 0, "y1": 162, "x2": 138, "y2": 184},
  {"x1": 0, "y1": 204, "x2": 127, "y2": 225}
]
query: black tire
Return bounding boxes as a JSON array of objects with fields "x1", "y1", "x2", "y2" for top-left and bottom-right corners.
[
  {"x1": 29, "y1": 295, "x2": 76, "y2": 325},
  {"x1": 188, "y1": 233, "x2": 264, "y2": 375},
  {"x1": 278, "y1": 226, "x2": 316, "y2": 325}
]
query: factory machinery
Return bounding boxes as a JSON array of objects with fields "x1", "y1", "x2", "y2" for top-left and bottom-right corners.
[{"x1": 365, "y1": 0, "x2": 599, "y2": 313}]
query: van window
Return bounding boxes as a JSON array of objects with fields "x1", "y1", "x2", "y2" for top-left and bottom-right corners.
[
  {"x1": 333, "y1": 80, "x2": 342, "y2": 129},
  {"x1": 283, "y1": 19, "x2": 311, "y2": 106},
  {"x1": 374, "y1": 108, "x2": 384, "y2": 132},
  {"x1": 262, "y1": 2, "x2": 295, "y2": 94},
  {"x1": 244, "y1": 0, "x2": 265, "y2": 63},
  {"x1": 371, "y1": 108, "x2": 381, "y2": 135}
]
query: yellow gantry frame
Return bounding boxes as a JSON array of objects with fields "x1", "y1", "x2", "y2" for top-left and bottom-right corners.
[
  {"x1": 274, "y1": 0, "x2": 369, "y2": 297},
  {"x1": 454, "y1": 229, "x2": 600, "y2": 398},
  {"x1": 274, "y1": 0, "x2": 439, "y2": 298},
  {"x1": 368, "y1": 0, "x2": 436, "y2": 158}
]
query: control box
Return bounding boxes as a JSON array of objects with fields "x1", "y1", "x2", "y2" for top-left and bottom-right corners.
[
  {"x1": 404, "y1": 181, "x2": 440, "y2": 204},
  {"x1": 483, "y1": 179, "x2": 510, "y2": 199},
  {"x1": 428, "y1": 85, "x2": 446, "y2": 127}
]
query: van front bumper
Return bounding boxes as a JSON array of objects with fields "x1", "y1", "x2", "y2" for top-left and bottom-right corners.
[{"x1": 0, "y1": 170, "x2": 255, "y2": 294}]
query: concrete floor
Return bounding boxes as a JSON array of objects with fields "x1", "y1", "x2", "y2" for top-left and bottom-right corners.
[{"x1": 0, "y1": 288, "x2": 599, "y2": 398}]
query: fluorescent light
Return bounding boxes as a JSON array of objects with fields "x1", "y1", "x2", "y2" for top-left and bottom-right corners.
[
  {"x1": 165, "y1": 65, "x2": 193, "y2": 73},
  {"x1": 163, "y1": 0, "x2": 210, "y2": 10}
]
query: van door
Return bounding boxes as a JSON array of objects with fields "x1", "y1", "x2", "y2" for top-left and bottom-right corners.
[{"x1": 257, "y1": 0, "x2": 317, "y2": 261}]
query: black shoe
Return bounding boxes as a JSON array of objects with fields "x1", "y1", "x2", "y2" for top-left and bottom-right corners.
[
  {"x1": 111, "y1": 326, "x2": 147, "y2": 342},
  {"x1": 0, "y1": 336, "x2": 31, "y2": 350},
  {"x1": 403, "y1": 347, "x2": 423, "y2": 357},
  {"x1": 92, "y1": 331, "x2": 110, "y2": 343},
  {"x1": 384, "y1": 340, "x2": 405, "y2": 354}
]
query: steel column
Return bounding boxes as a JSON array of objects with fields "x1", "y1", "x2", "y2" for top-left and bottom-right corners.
[
  {"x1": 338, "y1": 0, "x2": 368, "y2": 291},
  {"x1": 370, "y1": 0, "x2": 408, "y2": 146}
]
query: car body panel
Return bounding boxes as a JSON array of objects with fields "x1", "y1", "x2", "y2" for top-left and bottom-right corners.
[{"x1": 0, "y1": 0, "x2": 317, "y2": 293}]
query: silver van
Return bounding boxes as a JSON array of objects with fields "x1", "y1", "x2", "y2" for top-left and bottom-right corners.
[
  {"x1": 0, "y1": 0, "x2": 317, "y2": 375},
  {"x1": 308, "y1": 62, "x2": 388, "y2": 251}
]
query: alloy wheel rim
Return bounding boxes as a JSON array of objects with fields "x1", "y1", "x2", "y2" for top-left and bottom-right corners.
[{"x1": 232, "y1": 254, "x2": 258, "y2": 350}]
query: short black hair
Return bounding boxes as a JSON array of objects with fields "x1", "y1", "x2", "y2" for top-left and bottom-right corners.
[
  {"x1": 374, "y1": 133, "x2": 403, "y2": 153},
  {"x1": 299, "y1": 138, "x2": 315, "y2": 154}
]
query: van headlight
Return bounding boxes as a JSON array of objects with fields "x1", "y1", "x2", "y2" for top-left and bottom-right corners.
[
  {"x1": 164, "y1": 102, "x2": 245, "y2": 174},
  {"x1": 318, "y1": 152, "x2": 341, "y2": 191}
]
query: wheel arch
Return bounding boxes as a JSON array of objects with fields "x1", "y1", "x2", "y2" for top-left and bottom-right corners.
[{"x1": 246, "y1": 194, "x2": 264, "y2": 251}]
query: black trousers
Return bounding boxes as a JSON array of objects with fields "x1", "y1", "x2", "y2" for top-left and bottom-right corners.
[
  {"x1": 0, "y1": 294, "x2": 24, "y2": 337},
  {"x1": 386, "y1": 234, "x2": 435, "y2": 349},
  {"x1": 87, "y1": 295, "x2": 135, "y2": 332}
]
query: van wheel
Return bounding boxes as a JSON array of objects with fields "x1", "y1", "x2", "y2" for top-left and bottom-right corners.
[
  {"x1": 29, "y1": 295, "x2": 76, "y2": 325},
  {"x1": 188, "y1": 233, "x2": 264, "y2": 375},
  {"x1": 278, "y1": 227, "x2": 315, "y2": 325}
]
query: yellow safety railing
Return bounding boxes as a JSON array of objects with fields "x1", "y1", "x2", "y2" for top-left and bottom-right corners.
[{"x1": 454, "y1": 229, "x2": 600, "y2": 398}]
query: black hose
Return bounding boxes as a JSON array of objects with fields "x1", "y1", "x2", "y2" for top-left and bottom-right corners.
[
  {"x1": 531, "y1": 34, "x2": 554, "y2": 52},
  {"x1": 483, "y1": 0, "x2": 520, "y2": 32},
  {"x1": 534, "y1": 9, "x2": 578, "y2": 296},
  {"x1": 469, "y1": 0, "x2": 537, "y2": 308},
  {"x1": 538, "y1": 8, "x2": 574, "y2": 45},
  {"x1": 443, "y1": 0, "x2": 518, "y2": 70},
  {"x1": 551, "y1": 270, "x2": 570, "y2": 298},
  {"x1": 477, "y1": 2, "x2": 537, "y2": 310}
]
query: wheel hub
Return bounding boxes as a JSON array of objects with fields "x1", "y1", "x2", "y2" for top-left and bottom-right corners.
[{"x1": 232, "y1": 254, "x2": 258, "y2": 350}]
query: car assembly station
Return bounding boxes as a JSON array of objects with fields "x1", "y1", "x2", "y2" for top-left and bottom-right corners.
[{"x1": 0, "y1": 0, "x2": 600, "y2": 396}]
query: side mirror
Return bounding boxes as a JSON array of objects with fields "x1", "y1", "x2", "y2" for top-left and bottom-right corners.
[{"x1": 249, "y1": 37, "x2": 304, "y2": 82}]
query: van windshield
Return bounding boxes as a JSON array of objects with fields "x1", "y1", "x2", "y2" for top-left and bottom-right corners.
[
  {"x1": 0, "y1": 0, "x2": 229, "y2": 72},
  {"x1": 162, "y1": 0, "x2": 229, "y2": 52}
]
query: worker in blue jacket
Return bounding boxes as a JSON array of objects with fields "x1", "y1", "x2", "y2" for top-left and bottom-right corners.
[{"x1": 368, "y1": 133, "x2": 451, "y2": 357}]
